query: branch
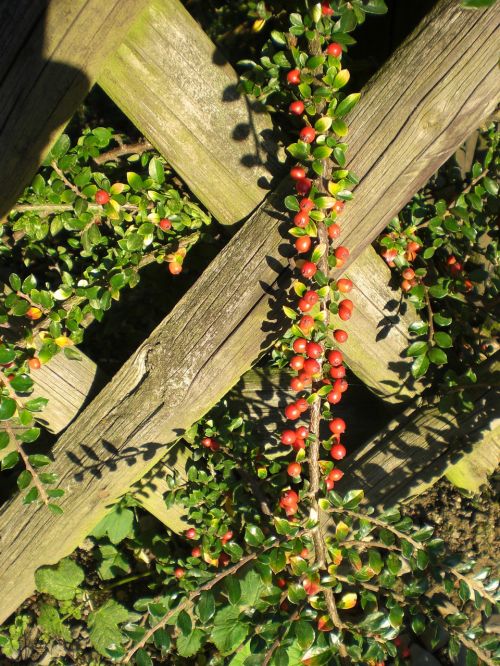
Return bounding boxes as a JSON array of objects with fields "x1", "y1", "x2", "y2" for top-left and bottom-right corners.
[
  {"x1": 330, "y1": 507, "x2": 497, "y2": 606},
  {"x1": 51, "y1": 161, "x2": 85, "y2": 199},
  {"x1": 93, "y1": 140, "x2": 154, "y2": 165},
  {"x1": 423, "y1": 285, "x2": 435, "y2": 343}
]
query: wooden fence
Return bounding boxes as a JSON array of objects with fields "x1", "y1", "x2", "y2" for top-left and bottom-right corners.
[{"x1": 0, "y1": 0, "x2": 499, "y2": 625}]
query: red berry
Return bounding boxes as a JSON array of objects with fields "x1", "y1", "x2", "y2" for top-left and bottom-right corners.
[
  {"x1": 159, "y1": 218, "x2": 172, "y2": 231},
  {"x1": 337, "y1": 278, "x2": 353, "y2": 293},
  {"x1": 296, "y1": 426, "x2": 308, "y2": 439},
  {"x1": 277, "y1": 577, "x2": 287, "y2": 588},
  {"x1": 300, "y1": 126, "x2": 316, "y2": 143},
  {"x1": 407, "y1": 241, "x2": 420, "y2": 253},
  {"x1": 290, "y1": 355, "x2": 305, "y2": 371},
  {"x1": 299, "y1": 315, "x2": 315, "y2": 334},
  {"x1": 290, "y1": 166, "x2": 307, "y2": 181},
  {"x1": 296, "y1": 178, "x2": 312, "y2": 195},
  {"x1": 326, "y1": 42, "x2": 342, "y2": 57},
  {"x1": 333, "y1": 200, "x2": 345, "y2": 214},
  {"x1": 329, "y1": 468, "x2": 344, "y2": 481},
  {"x1": 174, "y1": 567, "x2": 185, "y2": 579},
  {"x1": 219, "y1": 553, "x2": 231, "y2": 567},
  {"x1": 338, "y1": 306, "x2": 351, "y2": 321},
  {"x1": 326, "y1": 477, "x2": 334, "y2": 491},
  {"x1": 340, "y1": 299, "x2": 353, "y2": 311},
  {"x1": 294, "y1": 211, "x2": 309, "y2": 228},
  {"x1": 333, "y1": 378, "x2": 348, "y2": 393},
  {"x1": 402, "y1": 267, "x2": 415, "y2": 280},
  {"x1": 191, "y1": 546, "x2": 201, "y2": 558},
  {"x1": 280, "y1": 489, "x2": 299, "y2": 508},
  {"x1": 321, "y1": 3, "x2": 334, "y2": 16},
  {"x1": 327, "y1": 389, "x2": 342, "y2": 404},
  {"x1": 303, "y1": 290, "x2": 319, "y2": 305},
  {"x1": 201, "y1": 437, "x2": 213, "y2": 448},
  {"x1": 464, "y1": 279, "x2": 473, "y2": 292},
  {"x1": 287, "y1": 69, "x2": 301, "y2": 84},
  {"x1": 328, "y1": 350, "x2": 343, "y2": 366},
  {"x1": 335, "y1": 246, "x2": 350, "y2": 261},
  {"x1": 328, "y1": 223, "x2": 341, "y2": 240},
  {"x1": 292, "y1": 438, "x2": 306, "y2": 451},
  {"x1": 300, "y1": 198, "x2": 315, "y2": 212},
  {"x1": 95, "y1": 189, "x2": 110, "y2": 205},
  {"x1": 285, "y1": 404, "x2": 301, "y2": 420},
  {"x1": 185, "y1": 528, "x2": 197, "y2": 539},
  {"x1": 210, "y1": 440, "x2": 220, "y2": 452},
  {"x1": 401, "y1": 279, "x2": 412, "y2": 292},
  {"x1": 298, "y1": 298, "x2": 312, "y2": 313},
  {"x1": 293, "y1": 338, "x2": 308, "y2": 354},
  {"x1": 334, "y1": 329, "x2": 348, "y2": 343},
  {"x1": 169, "y1": 261, "x2": 183, "y2": 275},
  {"x1": 303, "y1": 358, "x2": 320, "y2": 376},
  {"x1": 289, "y1": 100, "x2": 305, "y2": 115},
  {"x1": 329, "y1": 418, "x2": 346, "y2": 435},
  {"x1": 303, "y1": 578, "x2": 320, "y2": 596},
  {"x1": 298, "y1": 371, "x2": 312, "y2": 386},
  {"x1": 301, "y1": 261, "x2": 317, "y2": 279},
  {"x1": 28, "y1": 358, "x2": 41, "y2": 370},
  {"x1": 306, "y1": 341, "x2": 323, "y2": 359},
  {"x1": 221, "y1": 530, "x2": 233, "y2": 544},
  {"x1": 330, "y1": 365, "x2": 346, "y2": 379},
  {"x1": 281, "y1": 430, "x2": 297, "y2": 445},
  {"x1": 296, "y1": 397, "x2": 309, "y2": 413},
  {"x1": 331, "y1": 443, "x2": 347, "y2": 460},
  {"x1": 295, "y1": 236, "x2": 312, "y2": 254},
  {"x1": 287, "y1": 462, "x2": 302, "y2": 477}
]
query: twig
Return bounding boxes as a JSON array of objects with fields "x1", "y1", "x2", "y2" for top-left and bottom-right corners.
[
  {"x1": 51, "y1": 161, "x2": 85, "y2": 199},
  {"x1": 423, "y1": 285, "x2": 435, "y2": 343},
  {"x1": 262, "y1": 606, "x2": 303, "y2": 666},
  {"x1": 93, "y1": 140, "x2": 154, "y2": 165},
  {"x1": 2, "y1": 416, "x2": 49, "y2": 506},
  {"x1": 330, "y1": 507, "x2": 498, "y2": 605},
  {"x1": 10, "y1": 203, "x2": 140, "y2": 216}
]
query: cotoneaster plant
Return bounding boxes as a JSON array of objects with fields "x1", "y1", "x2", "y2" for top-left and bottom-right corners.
[{"x1": 0, "y1": 127, "x2": 212, "y2": 507}]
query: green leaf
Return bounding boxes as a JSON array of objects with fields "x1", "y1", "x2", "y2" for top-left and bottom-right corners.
[
  {"x1": 0, "y1": 397, "x2": 17, "y2": 420},
  {"x1": 135, "y1": 649, "x2": 153, "y2": 666},
  {"x1": 50, "y1": 134, "x2": 71, "y2": 160},
  {"x1": 343, "y1": 489, "x2": 364, "y2": 509},
  {"x1": 284, "y1": 195, "x2": 300, "y2": 212},
  {"x1": 429, "y1": 284, "x2": 448, "y2": 299},
  {"x1": 335, "y1": 93, "x2": 361, "y2": 117},
  {"x1": 306, "y1": 55, "x2": 325, "y2": 70},
  {"x1": 333, "y1": 70, "x2": 350, "y2": 89},
  {"x1": 287, "y1": 143, "x2": 310, "y2": 160},
  {"x1": 429, "y1": 347, "x2": 447, "y2": 365},
  {"x1": 148, "y1": 157, "x2": 165, "y2": 184},
  {"x1": 434, "y1": 331, "x2": 452, "y2": 348},
  {"x1": 92, "y1": 507, "x2": 134, "y2": 544},
  {"x1": 407, "y1": 341, "x2": 428, "y2": 357},
  {"x1": 225, "y1": 576, "x2": 242, "y2": 605},
  {"x1": 17, "y1": 470, "x2": 32, "y2": 490},
  {"x1": 38, "y1": 604, "x2": 71, "y2": 641},
  {"x1": 269, "y1": 548, "x2": 286, "y2": 574},
  {"x1": 283, "y1": 306, "x2": 298, "y2": 320},
  {"x1": 35, "y1": 558, "x2": 84, "y2": 600},
  {"x1": 177, "y1": 628, "x2": 204, "y2": 658},
  {"x1": 211, "y1": 606, "x2": 248, "y2": 655},
  {"x1": 408, "y1": 321, "x2": 429, "y2": 335},
  {"x1": 389, "y1": 604, "x2": 404, "y2": 628},
  {"x1": 126, "y1": 171, "x2": 143, "y2": 191},
  {"x1": 314, "y1": 117, "x2": 332, "y2": 133},
  {"x1": 25, "y1": 397, "x2": 49, "y2": 412},
  {"x1": 295, "y1": 620, "x2": 315, "y2": 650},
  {"x1": 88, "y1": 600, "x2": 129, "y2": 656},
  {"x1": 244, "y1": 524, "x2": 265, "y2": 547},
  {"x1": 2, "y1": 451, "x2": 19, "y2": 471},
  {"x1": 433, "y1": 313, "x2": 452, "y2": 327},
  {"x1": 332, "y1": 119, "x2": 348, "y2": 136},
  {"x1": 412, "y1": 353, "x2": 429, "y2": 379},
  {"x1": 28, "y1": 454, "x2": 51, "y2": 467},
  {"x1": 177, "y1": 610, "x2": 192, "y2": 636},
  {"x1": 0, "y1": 347, "x2": 16, "y2": 364},
  {"x1": 196, "y1": 591, "x2": 215, "y2": 623}
]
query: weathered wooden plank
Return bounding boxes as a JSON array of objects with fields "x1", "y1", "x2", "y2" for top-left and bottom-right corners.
[
  {"x1": 0, "y1": 0, "x2": 148, "y2": 219},
  {"x1": 136, "y1": 366, "x2": 399, "y2": 526},
  {"x1": 97, "y1": 0, "x2": 420, "y2": 400},
  {"x1": 332, "y1": 380, "x2": 499, "y2": 511},
  {"x1": 98, "y1": 0, "x2": 278, "y2": 227},
  {"x1": 0, "y1": 0, "x2": 498, "y2": 623}
]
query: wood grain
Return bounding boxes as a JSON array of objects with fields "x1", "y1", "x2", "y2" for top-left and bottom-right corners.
[
  {"x1": 0, "y1": 0, "x2": 498, "y2": 623},
  {"x1": 0, "y1": 0, "x2": 148, "y2": 218},
  {"x1": 99, "y1": 0, "x2": 278, "y2": 227}
]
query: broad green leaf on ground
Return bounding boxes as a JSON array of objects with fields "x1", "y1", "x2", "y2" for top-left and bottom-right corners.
[
  {"x1": 88, "y1": 600, "x2": 129, "y2": 656},
  {"x1": 34, "y1": 558, "x2": 84, "y2": 600},
  {"x1": 211, "y1": 606, "x2": 248, "y2": 655}
]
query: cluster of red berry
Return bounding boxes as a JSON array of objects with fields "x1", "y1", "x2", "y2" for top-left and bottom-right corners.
[{"x1": 277, "y1": 40, "x2": 356, "y2": 520}]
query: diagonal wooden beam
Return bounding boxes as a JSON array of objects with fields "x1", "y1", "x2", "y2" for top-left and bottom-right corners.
[
  {"x1": 0, "y1": 0, "x2": 148, "y2": 219},
  {"x1": 0, "y1": 0, "x2": 498, "y2": 624}
]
